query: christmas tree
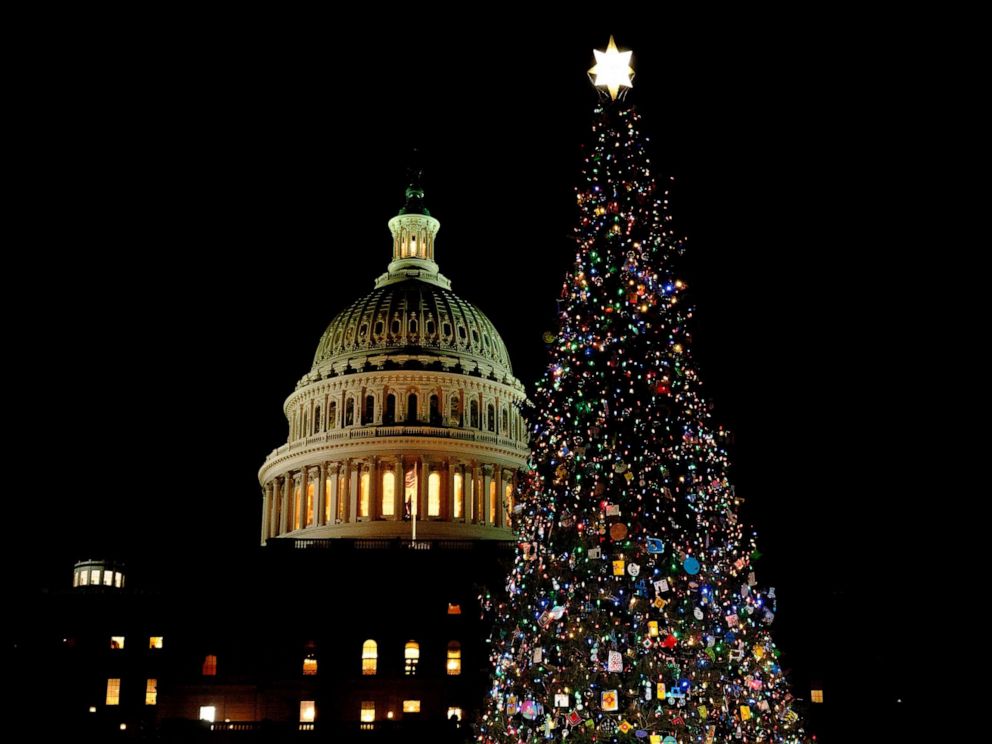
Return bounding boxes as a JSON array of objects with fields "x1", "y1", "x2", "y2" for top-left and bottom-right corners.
[{"x1": 479, "y1": 38, "x2": 810, "y2": 744}]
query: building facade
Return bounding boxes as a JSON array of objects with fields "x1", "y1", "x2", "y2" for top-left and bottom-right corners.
[{"x1": 19, "y1": 175, "x2": 526, "y2": 742}]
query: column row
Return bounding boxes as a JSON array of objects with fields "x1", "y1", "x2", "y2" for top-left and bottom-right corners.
[{"x1": 261, "y1": 458, "x2": 518, "y2": 541}]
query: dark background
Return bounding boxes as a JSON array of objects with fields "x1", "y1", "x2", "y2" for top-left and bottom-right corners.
[{"x1": 8, "y1": 14, "x2": 938, "y2": 738}]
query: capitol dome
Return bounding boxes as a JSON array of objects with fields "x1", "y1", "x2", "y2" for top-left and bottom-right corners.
[{"x1": 258, "y1": 175, "x2": 528, "y2": 543}]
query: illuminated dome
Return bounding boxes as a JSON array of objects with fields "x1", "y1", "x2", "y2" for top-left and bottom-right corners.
[
  {"x1": 259, "y1": 173, "x2": 528, "y2": 543},
  {"x1": 309, "y1": 280, "x2": 515, "y2": 386}
]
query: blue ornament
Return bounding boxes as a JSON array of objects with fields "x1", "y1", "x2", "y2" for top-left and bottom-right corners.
[
  {"x1": 683, "y1": 556, "x2": 700, "y2": 575},
  {"x1": 646, "y1": 536, "x2": 665, "y2": 554}
]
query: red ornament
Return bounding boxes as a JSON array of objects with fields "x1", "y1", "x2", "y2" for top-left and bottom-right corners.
[{"x1": 661, "y1": 634, "x2": 677, "y2": 649}]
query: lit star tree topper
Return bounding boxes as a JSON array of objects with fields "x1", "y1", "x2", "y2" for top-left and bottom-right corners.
[{"x1": 588, "y1": 35, "x2": 633, "y2": 100}]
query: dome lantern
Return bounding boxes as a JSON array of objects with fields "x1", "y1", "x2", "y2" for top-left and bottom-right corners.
[{"x1": 383, "y1": 167, "x2": 445, "y2": 288}]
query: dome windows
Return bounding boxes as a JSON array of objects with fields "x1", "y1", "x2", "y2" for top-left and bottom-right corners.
[{"x1": 374, "y1": 320, "x2": 384, "y2": 336}]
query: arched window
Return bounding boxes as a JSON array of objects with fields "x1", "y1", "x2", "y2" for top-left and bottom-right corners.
[
  {"x1": 487, "y1": 404, "x2": 496, "y2": 432},
  {"x1": 500, "y1": 408, "x2": 508, "y2": 435},
  {"x1": 426, "y1": 319, "x2": 435, "y2": 336},
  {"x1": 404, "y1": 641, "x2": 420, "y2": 675},
  {"x1": 303, "y1": 411, "x2": 309, "y2": 436},
  {"x1": 453, "y1": 472, "x2": 464, "y2": 519},
  {"x1": 313, "y1": 407, "x2": 321, "y2": 433},
  {"x1": 409, "y1": 318, "x2": 418, "y2": 335},
  {"x1": 407, "y1": 393, "x2": 418, "y2": 423},
  {"x1": 382, "y1": 470, "x2": 396, "y2": 517},
  {"x1": 359, "y1": 323, "x2": 368, "y2": 339},
  {"x1": 450, "y1": 396, "x2": 461, "y2": 426},
  {"x1": 457, "y1": 325, "x2": 467, "y2": 341},
  {"x1": 391, "y1": 318, "x2": 401, "y2": 335},
  {"x1": 328, "y1": 402, "x2": 337, "y2": 429},
  {"x1": 470, "y1": 400, "x2": 479, "y2": 428},
  {"x1": 442, "y1": 322, "x2": 452, "y2": 338},
  {"x1": 374, "y1": 320, "x2": 384, "y2": 336},
  {"x1": 428, "y1": 472, "x2": 441, "y2": 517},
  {"x1": 447, "y1": 642, "x2": 462, "y2": 675},
  {"x1": 429, "y1": 394, "x2": 441, "y2": 426},
  {"x1": 345, "y1": 398, "x2": 355, "y2": 426},
  {"x1": 362, "y1": 395, "x2": 375, "y2": 425},
  {"x1": 361, "y1": 640, "x2": 377, "y2": 675},
  {"x1": 471, "y1": 329, "x2": 479, "y2": 344},
  {"x1": 384, "y1": 394, "x2": 396, "y2": 425},
  {"x1": 358, "y1": 469, "x2": 370, "y2": 518}
]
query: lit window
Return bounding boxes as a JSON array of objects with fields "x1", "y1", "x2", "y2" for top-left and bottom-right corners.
[
  {"x1": 489, "y1": 480, "x2": 497, "y2": 525},
  {"x1": 447, "y1": 641, "x2": 462, "y2": 675},
  {"x1": 306, "y1": 482, "x2": 315, "y2": 526},
  {"x1": 303, "y1": 656, "x2": 317, "y2": 676},
  {"x1": 504, "y1": 483, "x2": 514, "y2": 525},
  {"x1": 360, "y1": 701, "x2": 375, "y2": 723},
  {"x1": 447, "y1": 707, "x2": 463, "y2": 722},
  {"x1": 404, "y1": 641, "x2": 420, "y2": 675},
  {"x1": 359, "y1": 470, "x2": 370, "y2": 518},
  {"x1": 203, "y1": 654, "x2": 217, "y2": 676},
  {"x1": 103, "y1": 571, "x2": 113, "y2": 586},
  {"x1": 403, "y1": 700, "x2": 421, "y2": 713},
  {"x1": 105, "y1": 678, "x2": 120, "y2": 706},
  {"x1": 199, "y1": 706, "x2": 216, "y2": 723},
  {"x1": 110, "y1": 636, "x2": 125, "y2": 650},
  {"x1": 73, "y1": 571, "x2": 79, "y2": 587},
  {"x1": 447, "y1": 603, "x2": 462, "y2": 615},
  {"x1": 811, "y1": 689, "x2": 824, "y2": 704},
  {"x1": 149, "y1": 636, "x2": 163, "y2": 650},
  {"x1": 325, "y1": 477, "x2": 333, "y2": 523},
  {"x1": 382, "y1": 470, "x2": 396, "y2": 516},
  {"x1": 145, "y1": 679, "x2": 157, "y2": 706},
  {"x1": 453, "y1": 473, "x2": 463, "y2": 519},
  {"x1": 428, "y1": 472, "x2": 441, "y2": 517},
  {"x1": 362, "y1": 640, "x2": 377, "y2": 675},
  {"x1": 79, "y1": 570, "x2": 89, "y2": 586},
  {"x1": 115, "y1": 572, "x2": 123, "y2": 588},
  {"x1": 300, "y1": 700, "x2": 315, "y2": 722},
  {"x1": 91, "y1": 569, "x2": 101, "y2": 585}
]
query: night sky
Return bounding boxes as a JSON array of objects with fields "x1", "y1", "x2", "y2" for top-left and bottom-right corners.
[{"x1": 9, "y1": 17, "x2": 929, "y2": 736}]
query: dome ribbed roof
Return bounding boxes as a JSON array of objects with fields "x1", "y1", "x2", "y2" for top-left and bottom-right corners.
[{"x1": 312, "y1": 279, "x2": 513, "y2": 376}]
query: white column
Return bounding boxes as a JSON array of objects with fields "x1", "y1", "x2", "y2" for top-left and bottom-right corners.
[
  {"x1": 394, "y1": 455, "x2": 405, "y2": 521},
  {"x1": 328, "y1": 463, "x2": 340, "y2": 524},
  {"x1": 483, "y1": 464, "x2": 494, "y2": 525},
  {"x1": 447, "y1": 460, "x2": 456, "y2": 521},
  {"x1": 419, "y1": 456, "x2": 429, "y2": 520},
  {"x1": 316, "y1": 462, "x2": 327, "y2": 526},
  {"x1": 494, "y1": 466, "x2": 503, "y2": 528},
  {"x1": 300, "y1": 468, "x2": 310, "y2": 527},
  {"x1": 465, "y1": 465, "x2": 475, "y2": 523},
  {"x1": 348, "y1": 460, "x2": 358, "y2": 523},
  {"x1": 260, "y1": 485, "x2": 271, "y2": 545},
  {"x1": 279, "y1": 477, "x2": 289, "y2": 535}
]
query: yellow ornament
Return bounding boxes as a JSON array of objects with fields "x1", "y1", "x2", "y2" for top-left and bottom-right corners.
[
  {"x1": 612, "y1": 560, "x2": 625, "y2": 576},
  {"x1": 740, "y1": 705, "x2": 752, "y2": 721}
]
